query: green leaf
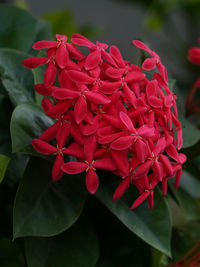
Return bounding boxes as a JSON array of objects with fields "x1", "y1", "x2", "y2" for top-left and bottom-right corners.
[
  {"x1": 0, "y1": 4, "x2": 37, "y2": 52},
  {"x1": 179, "y1": 170, "x2": 200, "y2": 198},
  {"x1": 169, "y1": 182, "x2": 200, "y2": 221},
  {"x1": 32, "y1": 64, "x2": 45, "y2": 105},
  {"x1": 169, "y1": 221, "x2": 200, "y2": 265},
  {"x1": 0, "y1": 48, "x2": 35, "y2": 106},
  {"x1": 33, "y1": 19, "x2": 53, "y2": 45},
  {"x1": 180, "y1": 114, "x2": 200, "y2": 148},
  {"x1": 42, "y1": 9, "x2": 77, "y2": 38},
  {"x1": 11, "y1": 103, "x2": 54, "y2": 155},
  {"x1": 13, "y1": 157, "x2": 86, "y2": 239},
  {"x1": 90, "y1": 198, "x2": 151, "y2": 267},
  {"x1": 96, "y1": 179, "x2": 172, "y2": 256},
  {"x1": 0, "y1": 238, "x2": 25, "y2": 267},
  {"x1": 25, "y1": 215, "x2": 99, "y2": 267},
  {"x1": 4, "y1": 153, "x2": 29, "y2": 187},
  {"x1": 0, "y1": 154, "x2": 10, "y2": 184},
  {"x1": 174, "y1": 85, "x2": 200, "y2": 148}
]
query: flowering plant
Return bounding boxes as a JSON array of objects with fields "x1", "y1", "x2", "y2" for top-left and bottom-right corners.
[
  {"x1": 22, "y1": 34, "x2": 186, "y2": 210},
  {"x1": 0, "y1": 3, "x2": 200, "y2": 267}
]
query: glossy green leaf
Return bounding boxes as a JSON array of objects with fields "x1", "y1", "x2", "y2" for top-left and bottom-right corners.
[
  {"x1": 179, "y1": 170, "x2": 200, "y2": 198},
  {"x1": 169, "y1": 182, "x2": 200, "y2": 221},
  {"x1": 33, "y1": 19, "x2": 53, "y2": 48},
  {"x1": 174, "y1": 86, "x2": 200, "y2": 148},
  {"x1": 0, "y1": 154, "x2": 10, "y2": 184},
  {"x1": 96, "y1": 179, "x2": 172, "y2": 256},
  {"x1": 25, "y1": 215, "x2": 99, "y2": 267},
  {"x1": 0, "y1": 238, "x2": 25, "y2": 267},
  {"x1": 13, "y1": 157, "x2": 86, "y2": 239},
  {"x1": 32, "y1": 63, "x2": 45, "y2": 105},
  {"x1": 4, "y1": 153, "x2": 29, "y2": 187},
  {"x1": 42, "y1": 9, "x2": 77, "y2": 38},
  {"x1": 169, "y1": 221, "x2": 200, "y2": 265},
  {"x1": 91, "y1": 198, "x2": 151, "y2": 267},
  {"x1": 0, "y1": 49, "x2": 35, "y2": 106},
  {"x1": 0, "y1": 4, "x2": 37, "y2": 52},
  {"x1": 11, "y1": 103, "x2": 54, "y2": 155},
  {"x1": 180, "y1": 114, "x2": 200, "y2": 148}
]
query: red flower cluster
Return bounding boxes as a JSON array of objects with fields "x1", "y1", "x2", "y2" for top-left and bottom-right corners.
[{"x1": 22, "y1": 34, "x2": 186, "y2": 209}]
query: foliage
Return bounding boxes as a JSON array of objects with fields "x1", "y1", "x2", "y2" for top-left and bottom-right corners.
[{"x1": 0, "y1": 3, "x2": 199, "y2": 267}]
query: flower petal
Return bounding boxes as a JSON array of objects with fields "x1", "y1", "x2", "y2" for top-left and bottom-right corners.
[
  {"x1": 147, "y1": 191, "x2": 154, "y2": 209},
  {"x1": 86, "y1": 169, "x2": 99, "y2": 194},
  {"x1": 34, "y1": 84, "x2": 54, "y2": 96},
  {"x1": 84, "y1": 136, "x2": 96, "y2": 162},
  {"x1": 112, "y1": 176, "x2": 130, "y2": 201},
  {"x1": 56, "y1": 121, "x2": 70, "y2": 148},
  {"x1": 85, "y1": 50, "x2": 101, "y2": 70},
  {"x1": 119, "y1": 111, "x2": 135, "y2": 132},
  {"x1": 32, "y1": 40, "x2": 58, "y2": 49},
  {"x1": 146, "y1": 80, "x2": 157, "y2": 97},
  {"x1": 124, "y1": 71, "x2": 145, "y2": 83},
  {"x1": 53, "y1": 88, "x2": 79, "y2": 100},
  {"x1": 62, "y1": 161, "x2": 87, "y2": 174},
  {"x1": 44, "y1": 62, "x2": 57, "y2": 88},
  {"x1": 46, "y1": 100, "x2": 72, "y2": 118},
  {"x1": 39, "y1": 121, "x2": 59, "y2": 142},
  {"x1": 52, "y1": 154, "x2": 64, "y2": 181},
  {"x1": 142, "y1": 57, "x2": 157, "y2": 71},
  {"x1": 86, "y1": 91, "x2": 111, "y2": 104},
  {"x1": 111, "y1": 136, "x2": 134, "y2": 150},
  {"x1": 135, "y1": 139, "x2": 147, "y2": 163},
  {"x1": 56, "y1": 44, "x2": 69, "y2": 69},
  {"x1": 109, "y1": 45, "x2": 125, "y2": 68},
  {"x1": 32, "y1": 139, "x2": 57, "y2": 154},
  {"x1": 71, "y1": 34, "x2": 94, "y2": 48},
  {"x1": 130, "y1": 191, "x2": 150, "y2": 209},
  {"x1": 159, "y1": 154, "x2": 173, "y2": 176},
  {"x1": 161, "y1": 179, "x2": 167, "y2": 197},
  {"x1": 22, "y1": 57, "x2": 48, "y2": 69},
  {"x1": 110, "y1": 150, "x2": 129, "y2": 175},
  {"x1": 74, "y1": 96, "x2": 87, "y2": 124},
  {"x1": 68, "y1": 70, "x2": 95, "y2": 84},
  {"x1": 137, "y1": 125, "x2": 154, "y2": 137},
  {"x1": 63, "y1": 142, "x2": 84, "y2": 159},
  {"x1": 132, "y1": 40, "x2": 152, "y2": 53},
  {"x1": 94, "y1": 158, "x2": 116, "y2": 171}
]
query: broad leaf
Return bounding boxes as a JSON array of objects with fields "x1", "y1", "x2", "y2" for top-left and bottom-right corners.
[
  {"x1": 169, "y1": 182, "x2": 200, "y2": 221},
  {"x1": 169, "y1": 222, "x2": 200, "y2": 265},
  {"x1": 0, "y1": 4, "x2": 37, "y2": 52},
  {"x1": 174, "y1": 85, "x2": 200, "y2": 148},
  {"x1": 96, "y1": 178, "x2": 172, "y2": 256},
  {"x1": 25, "y1": 215, "x2": 99, "y2": 267},
  {"x1": 179, "y1": 114, "x2": 200, "y2": 148},
  {"x1": 32, "y1": 64, "x2": 45, "y2": 105},
  {"x1": 11, "y1": 103, "x2": 54, "y2": 155},
  {"x1": 42, "y1": 9, "x2": 77, "y2": 38},
  {"x1": 0, "y1": 238, "x2": 25, "y2": 267},
  {"x1": 13, "y1": 157, "x2": 86, "y2": 239},
  {"x1": 0, "y1": 154, "x2": 10, "y2": 183},
  {"x1": 91, "y1": 198, "x2": 151, "y2": 267},
  {"x1": 4, "y1": 153, "x2": 29, "y2": 187},
  {"x1": 34, "y1": 19, "x2": 53, "y2": 44},
  {"x1": 0, "y1": 49, "x2": 35, "y2": 106},
  {"x1": 179, "y1": 170, "x2": 200, "y2": 198}
]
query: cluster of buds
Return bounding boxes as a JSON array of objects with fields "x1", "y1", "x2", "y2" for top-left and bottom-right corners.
[{"x1": 22, "y1": 34, "x2": 186, "y2": 209}]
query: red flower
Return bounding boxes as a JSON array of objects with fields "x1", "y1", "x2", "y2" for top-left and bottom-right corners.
[
  {"x1": 62, "y1": 136, "x2": 116, "y2": 193},
  {"x1": 22, "y1": 34, "x2": 186, "y2": 210}
]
